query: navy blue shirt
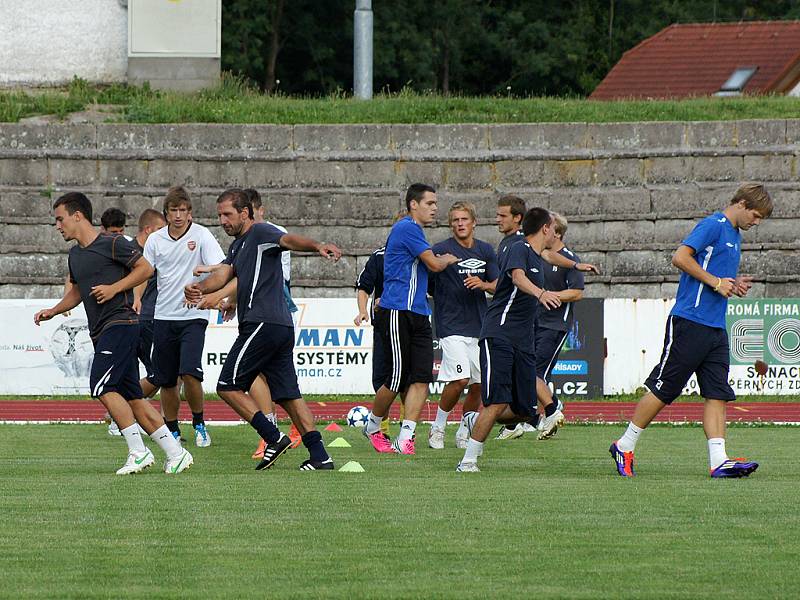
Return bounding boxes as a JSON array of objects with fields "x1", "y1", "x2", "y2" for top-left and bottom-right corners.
[
  {"x1": 480, "y1": 240, "x2": 544, "y2": 353},
  {"x1": 538, "y1": 246, "x2": 584, "y2": 332},
  {"x1": 380, "y1": 216, "x2": 432, "y2": 316},
  {"x1": 497, "y1": 230, "x2": 524, "y2": 256},
  {"x1": 135, "y1": 239, "x2": 158, "y2": 321},
  {"x1": 430, "y1": 238, "x2": 498, "y2": 338},
  {"x1": 355, "y1": 246, "x2": 385, "y2": 320},
  {"x1": 223, "y1": 222, "x2": 292, "y2": 327},
  {"x1": 671, "y1": 212, "x2": 742, "y2": 329}
]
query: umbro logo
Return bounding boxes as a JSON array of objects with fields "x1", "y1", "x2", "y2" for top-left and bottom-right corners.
[
  {"x1": 457, "y1": 258, "x2": 486, "y2": 270},
  {"x1": 726, "y1": 242, "x2": 734, "y2": 247},
  {"x1": 717, "y1": 217, "x2": 727, "y2": 223},
  {"x1": 530, "y1": 268, "x2": 539, "y2": 273}
]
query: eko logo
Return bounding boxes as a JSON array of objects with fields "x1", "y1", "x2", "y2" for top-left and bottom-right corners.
[{"x1": 730, "y1": 317, "x2": 800, "y2": 363}]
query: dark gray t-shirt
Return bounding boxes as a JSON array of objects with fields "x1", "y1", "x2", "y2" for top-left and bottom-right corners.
[
  {"x1": 68, "y1": 233, "x2": 141, "y2": 341},
  {"x1": 135, "y1": 239, "x2": 158, "y2": 321},
  {"x1": 538, "y1": 246, "x2": 584, "y2": 332}
]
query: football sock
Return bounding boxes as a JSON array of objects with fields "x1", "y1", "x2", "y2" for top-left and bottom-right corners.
[
  {"x1": 150, "y1": 425, "x2": 184, "y2": 459},
  {"x1": 250, "y1": 411, "x2": 281, "y2": 444},
  {"x1": 527, "y1": 414, "x2": 541, "y2": 428},
  {"x1": 397, "y1": 419, "x2": 417, "y2": 443},
  {"x1": 461, "y1": 411, "x2": 478, "y2": 429},
  {"x1": 462, "y1": 438, "x2": 483, "y2": 463},
  {"x1": 617, "y1": 422, "x2": 643, "y2": 452},
  {"x1": 191, "y1": 412, "x2": 204, "y2": 427},
  {"x1": 302, "y1": 431, "x2": 329, "y2": 462},
  {"x1": 544, "y1": 402, "x2": 557, "y2": 417},
  {"x1": 165, "y1": 419, "x2": 181, "y2": 438},
  {"x1": 708, "y1": 438, "x2": 727, "y2": 470},
  {"x1": 365, "y1": 412, "x2": 383, "y2": 435},
  {"x1": 433, "y1": 407, "x2": 450, "y2": 430},
  {"x1": 120, "y1": 423, "x2": 147, "y2": 454}
]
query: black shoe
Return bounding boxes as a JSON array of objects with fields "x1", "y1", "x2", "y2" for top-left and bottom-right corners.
[
  {"x1": 299, "y1": 458, "x2": 335, "y2": 471},
  {"x1": 255, "y1": 434, "x2": 292, "y2": 471}
]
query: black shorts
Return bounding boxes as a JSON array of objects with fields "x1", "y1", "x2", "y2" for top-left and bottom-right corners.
[
  {"x1": 480, "y1": 337, "x2": 537, "y2": 418},
  {"x1": 137, "y1": 319, "x2": 155, "y2": 375},
  {"x1": 645, "y1": 315, "x2": 735, "y2": 404},
  {"x1": 535, "y1": 326, "x2": 569, "y2": 381},
  {"x1": 217, "y1": 322, "x2": 301, "y2": 402},
  {"x1": 150, "y1": 319, "x2": 208, "y2": 387},
  {"x1": 374, "y1": 307, "x2": 433, "y2": 393},
  {"x1": 90, "y1": 324, "x2": 144, "y2": 401},
  {"x1": 371, "y1": 326, "x2": 390, "y2": 393}
]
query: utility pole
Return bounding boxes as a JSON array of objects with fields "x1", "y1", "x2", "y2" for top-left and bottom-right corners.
[{"x1": 354, "y1": 0, "x2": 373, "y2": 99}]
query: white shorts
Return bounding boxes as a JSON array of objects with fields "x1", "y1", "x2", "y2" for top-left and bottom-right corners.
[{"x1": 438, "y1": 335, "x2": 481, "y2": 384}]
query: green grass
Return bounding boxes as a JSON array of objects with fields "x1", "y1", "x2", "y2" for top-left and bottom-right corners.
[
  {"x1": 1, "y1": 423, "x2": 798, "y2": 598},
  {"x1": 4, "y1": 76, "x2": 800, "y2": 124}
]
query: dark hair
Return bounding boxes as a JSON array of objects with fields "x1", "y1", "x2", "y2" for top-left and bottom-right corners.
[
  {"x1": 163, "y1": 186, "x2": 192, "y2": 214},
  {"x1": 53, "y1": 192, "x2": 92, "y2": 222},
  {"x1": 405, "y1": 183, "x2": 436, "y2": 211},
  {"x1": 498, "y1": 194, "x2": 526, "y2": 221},
  {"x1": 217, "y1": 188, "x2": 253, "y2": 219},
  {"x1": 522, "y1": 207, "x2": 551, "y2": 236},
  {"x1": 243, "y1": 188, "x2": 262, "y2": 210},
  {"x1": 138, "y1": 208, "x2": 165, "y2": 231},
  {"x1": 100, "y1": 207, "x2": 126, "y2": 230}
]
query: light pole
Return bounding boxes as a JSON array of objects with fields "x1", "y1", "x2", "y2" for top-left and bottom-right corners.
[{"x1": 354, "y1": 0, "x2": 373, "y2": 99}]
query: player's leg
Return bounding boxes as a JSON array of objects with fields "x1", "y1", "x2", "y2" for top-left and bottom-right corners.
[
  {"x1": 178, "y1": 320, "x2": 210, "y2": 447},
  {"x1": 364, "y1": 308, "x2": 401, "y2": 452},
  {"x1": 535, "y1": 376, "x2": 565, "y2": 441},
  {"x1": 150, "y1": 320, "x2": 183, "y2": 440},
  {"x1": 431, "y1": 336, "x2": 470, "y2": 449},
  {"x1": 249, "y1": 374, "x2": 274, "y2": 459},
  {"x1": 455, "y1": 383, "x2": 481, "y2": 449},
  {"x1": 527, "y1": 327, "x2": 567, "y2": 432},
  {"x1": 370, "y1": 323, "x2": 393, "y2": 436}
]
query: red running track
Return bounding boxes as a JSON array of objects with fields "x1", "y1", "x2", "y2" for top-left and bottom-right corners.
[{"x1": 1, "y1": 400, "x2": 799, "y2": 423}]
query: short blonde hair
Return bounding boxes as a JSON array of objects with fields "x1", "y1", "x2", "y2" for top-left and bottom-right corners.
[
  {"x1": 731, "y1": 183, "x2": 773, "y2": 217},
  {"x1": 448, "y1": 200, "x2": 477, "y2": 224},
  {"x1": 550, "y1": 212, "x2": 568, "y2": 238}
]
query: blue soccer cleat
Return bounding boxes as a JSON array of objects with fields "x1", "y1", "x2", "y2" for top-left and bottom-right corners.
[
  {"x1": 710, "y1": 459, "x2": 759, "y2": 478},
  {"x1": 609, "y1": 441, "x2": 636, "y2": 477}
]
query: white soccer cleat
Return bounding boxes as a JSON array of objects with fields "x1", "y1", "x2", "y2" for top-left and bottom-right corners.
[
  {"x1": 115, "y1": 449, "x2": 154, "y2": 475},
  {"x1": 164, "y1": 448, "x2": 194, "y2": 474},
  {"x1": 194, "y1": 423, "x2": 212, "y2": 447},
  {"x1": 428, "y1": 426, "x2": 445, "y2": 450},
  {"x1": 521, "y1": 423, "x2": 537, "y2": 433},
  {"x1": 456, "y1": 461, "x2": 480, "y2": 472},
  {"x1": 495, "y1": 423, "x2": 524, "y2": 440},
  {"x1": 537, "y1": 410, "x2": 564, "y2": 440}
]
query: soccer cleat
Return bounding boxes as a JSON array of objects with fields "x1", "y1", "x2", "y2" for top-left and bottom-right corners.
[
  {"x1": 255, "y1": 433, "x2": 292, "y2": 470},
  {"x1": 194, "y1": 423, "x2": 212, "y2": 447},
  {"x1": 456, "y1": 461, "x2": 480, "y2": 472},
  {"x1": 115, "y1": 449, "x2": 154, "y2": 475},
  {"x1": 164, "y1": 448, "x2": 193, "y2": 474},
  {"x1": 108, "y1": 420, "x2": 121, "y2": 436},
  {"x1": 299, "y1": 458, "x2": 335, "y2": 471},
  {"x1": 428, "y1": 426, "x2": 445, "y2": 450},
  {"x1": 537, "y1": 410, "x2": 564, "y2": 440},
  {"x1": 252, "y1": 438, "x2": 267, "y2": 459},
  {"x1": 288, "y1": 423, "x2": 303, "y2": 449},
  {"x1": 364, "y1": 429, "x2": 394, "y2": 453},
  {"x1": 609, "y1": 441, "x2": 635, "y2": 477},
  {"x1": 392, "y1": 437, "x2": 416, "y2": 455},
  {"x1": 495, "y1": 423, "x2": 524, "y2": 440},
  {"x1": 710, "y1": 459, "x2": 759, "y2": 478}
]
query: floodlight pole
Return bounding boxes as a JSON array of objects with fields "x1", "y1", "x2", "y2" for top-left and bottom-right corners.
[{"x1": 354, "y1": 0, "x2": 373, "y2": 99}]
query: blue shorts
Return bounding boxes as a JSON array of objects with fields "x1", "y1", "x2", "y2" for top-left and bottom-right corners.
[
  {"x1": 217, "y1": 322, "x2": 301, "y2": 402},
  {"x1": 90, "y1": 324, "x2": 144, "y2": 401},
  {"x1": 479, "y1": 337, "x2": 538, "y2": 418},
  {"x1": 645, "y1": 315, "x2": 735, "y2": 404},
  {"x1": 137, "y1": 319, "x2": 154, "y2": 374},
  {"x1": 150, "y1": 319, "x2": 208, "y2": 387},
  {"x1": 534, "y1": 326, "x2": 569, "y2": 381}
]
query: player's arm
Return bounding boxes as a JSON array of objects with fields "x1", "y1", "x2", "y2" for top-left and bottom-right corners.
[
  {"x1": 354, "y1": 289, "x2": 371, "y2": 326},
  {"x1": 510, "y1": 269, "x2": 561, "y2": 310},
  {"x1": 418, "y1": 249, "x2": 459, "y2": 273},
  {"x1": 90, "y1": 257, "x2": 154, "y2": 304},
  {"x1": 464, "y1": 276, "x2": 497, "y2": 293},
  {"x1": 132, "y1": 280, "x2": 146, "y2": 314},
  {"x1": 541, "y1": 249, "x2": 600, "y2": 274},
  {"x1": 672, "y1": 245, "x2": 735, "y2": 297},
  {"x1": 354, "y1": 254, "x2": 377, "y2": 325},
  {"x1": 556, "y1": 289, "x2": 583, "y2": 302},
  {"x1": 196, "y1": 277, "x2": 237, "y2": 310},
  {"x1": 186, "y1": 263, "x2": 235, "y2": 304},
  {"x1": 279, "y1": 234, "x2": 341, "y2": 260},
  {"x1": 34, "y1": 283, "x2": 82, "y2": 325}
]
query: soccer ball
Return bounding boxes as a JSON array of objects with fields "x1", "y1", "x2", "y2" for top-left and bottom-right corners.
[{"x1": 347, "y1": 405, "x2": 370, "y2": 428}]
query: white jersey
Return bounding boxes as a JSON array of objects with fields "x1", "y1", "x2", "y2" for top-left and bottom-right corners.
[
  {"x1": 266, "y1": 220, "x2": 291, "y2": 283},
  {"x1": 144, "y1": 222, "x2": 226, "y2": 321}
]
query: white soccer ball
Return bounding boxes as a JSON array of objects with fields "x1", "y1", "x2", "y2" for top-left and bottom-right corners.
[{"x1": 347, "y1": 405, "x2": 370, "y2": 428}]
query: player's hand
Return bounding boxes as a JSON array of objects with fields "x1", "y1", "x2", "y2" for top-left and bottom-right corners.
[
  {"x1": 196, "y1": 291, "x2": 223, "y2": 310},
  {"x1": 715, "y1": 277, "x2": 736, "y2": 298},
  {"x1": 318, "y1": 243, "x2": 342, "y2": 261},
  {"x1": 220, "y1": 299, "x2": 237, "y2": 322},
  {"x1": 538, "y1": 291, "x2": 562, "y2": 310},
  {"x1": 90, "y1": 284, "x2": 117, "y2": 304},
  {"x1": 132, "y1": 297, "x2": 142, "y2": 314},
  {"x1": 193, "y1": 264, "x2": 215, "y2": 276},
  {"x1": 354, "y1": 310, "x2": 370, "y2": 326},
  {"x1": 733, "y1": 275, "x2": 754, "y2": 297},
  {"x1": 463, "y1": 275, "x2": 484, "y2": 291},
  {"x1": 438, "y1": 253, "x2": 459, "y2": 266},
  {"x1": 184, "y1": 283, "x2": 204, "y2": 305},
  {"x1": 575, "y1": 262, "x2": 600, "y2": 274},
  {"x1": 34, "y1": 308, "x2": 57, "y2": 325}
]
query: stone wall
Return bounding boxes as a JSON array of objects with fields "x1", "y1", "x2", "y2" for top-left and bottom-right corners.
[{"x1": 1, "y1": 120, "x2": 799, "y2": 299}]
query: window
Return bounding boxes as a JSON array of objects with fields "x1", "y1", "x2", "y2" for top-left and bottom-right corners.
[{"x1": 715, "y1": 67, "x2": 758, "y2": 96}]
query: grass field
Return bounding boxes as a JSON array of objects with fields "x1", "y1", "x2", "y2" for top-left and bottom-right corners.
[{"x1": 2, "y1": 422, "x2": 798, "y2": 599}]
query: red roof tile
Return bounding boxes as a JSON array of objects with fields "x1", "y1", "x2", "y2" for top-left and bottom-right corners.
[{"x1": 590, "y1": 21, "x2": 800, "y2": 100}]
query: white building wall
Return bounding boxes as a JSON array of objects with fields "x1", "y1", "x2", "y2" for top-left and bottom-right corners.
[{"x1": 0, "y1": 0, "x2": 127, "y2": 87}]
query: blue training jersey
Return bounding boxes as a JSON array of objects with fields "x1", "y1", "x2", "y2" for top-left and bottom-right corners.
[
  {"x1": 430, "y1": 237, "x2": 499, "y2": 338},
  {"x1": 380, "y1": 216, "x2": 432, "y2": 316},
  {"x1": 671, "y1": 212, "x2": 741, "y2": 329},
  {"x1": 480, "y1": 238, "x2": 544, "y2": 353}
]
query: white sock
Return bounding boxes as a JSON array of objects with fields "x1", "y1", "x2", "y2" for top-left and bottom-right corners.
[
  {"x1": 433, "y1": 407, "x2": 450, "y2": 430},
  {"x1": 460, "y1": 411, "x2": 478, "y2": 431},
  {"x1": 617, "y1": 422, "x2": 643, "y2": 452},
  {"x1": 708, "y1": 438, "x2": 728, "y2": 470},
  {"x1": 120, "y1": 423, "x2": 147, "y2": 454},
  {"x1": 462, "y1": 438, "x2": 484, "y2": 463},
  {"x1": 365, "y1": 412, "x2": 383, "y2": 435},
  {"x1": 397, "y1": 419, "x2": 417, "y2": 442},
  {"x1": 150, "y1": 425, "x2": 184, "y2": 459}
]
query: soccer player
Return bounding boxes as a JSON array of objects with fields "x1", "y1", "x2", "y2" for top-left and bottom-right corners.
[
  {"x1": 610, "y1": 183, "x2": 772, "y2": 478},
  {"x1": 35, "y1": 192, "x2": 192, "y2": 475},
  {"x1": 362, "y1": 183, "x2": 459, "y2": 455},
  {"x1": 428, "y1": 200, "x2": 498, "y2": 450},
  {"x1": 143, "y1": 186, "x2": 226, "y2": 447},
  {"x1": 100, "y1": 207, "x2": 127, "y2": 234},
  {"x1": 456, "y1": 208, "x2": 565, "y2": 472},
  {"x1": 185, "y1": 188, "x2": 341, "y2": 471}
]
